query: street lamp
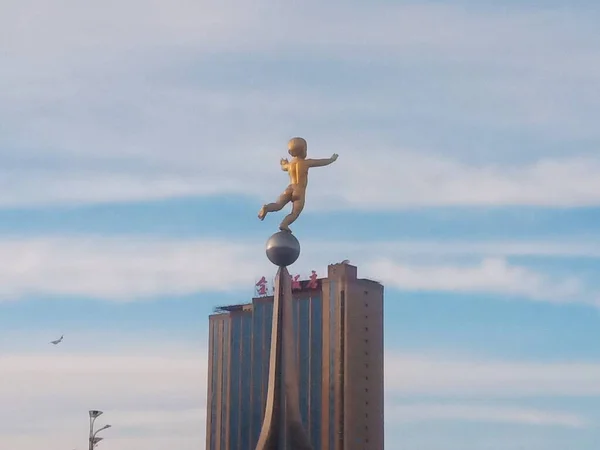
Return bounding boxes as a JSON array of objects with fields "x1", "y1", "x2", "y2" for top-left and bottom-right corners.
[{"x1": 88, "y1": 410, "x2": 111, "y2": 450}]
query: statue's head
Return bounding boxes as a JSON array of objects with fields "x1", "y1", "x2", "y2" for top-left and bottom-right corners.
[{"x1": 288, "y1": 137, "x2": 307, "y2": 159}]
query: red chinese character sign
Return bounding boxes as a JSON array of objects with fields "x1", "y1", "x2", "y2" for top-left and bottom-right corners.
[
  {"x1": 256, "y1": 276, "x2": 268, "y2": 297},
  {"x1": 289, "y1": 271, "x2": 321, "y2": 291},
  {"x1": 256, "y1": 271, "x2": 320, "y2": 297},
  {"x1": 307, "y1": 270, "x2": 318, "y2": 289},
  {"x1": 291, "y1": 274, "x2": 301, "y2": 290}
]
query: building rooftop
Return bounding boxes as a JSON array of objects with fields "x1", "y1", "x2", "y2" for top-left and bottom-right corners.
[{"x1": 211, "y1": 261, "x2": 383, "y2": 317}]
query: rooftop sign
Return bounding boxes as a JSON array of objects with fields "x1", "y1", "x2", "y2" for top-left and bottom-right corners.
[{"x1": 255, "y1": 270, "x2": 321, "y2": 297}]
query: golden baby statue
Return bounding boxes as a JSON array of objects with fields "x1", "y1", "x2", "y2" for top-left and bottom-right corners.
[{"x1": 258, "y1": 137, "x2": 338, "y2": 233}]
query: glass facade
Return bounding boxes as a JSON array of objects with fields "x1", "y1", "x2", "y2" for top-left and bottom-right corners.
[
  {"x1": 220, "y1": 319, "x2": 229, "y2": 448},
  {"x1": 209, "y1": 322, "x2": 218, "y2": 450},
  {"x1": 208, "y1": 293, "x2": 324, "y2": 450},
  {"x1": 298, "y1": 297, "x2": 309, "y2": 428},
  {"x1": 329, "y1": 281, "x2": 337, "y2": 450},
  {"x1": 240, "y1": 312, "x2": 252, "y2": 448},
  {"x1": 308, "y1": 294, "x2": 323, "y2": 446},
  {"x1": 294, "y1": 295, "x2": 323, "y2": 448},
  {"x1": 251, "y1": 301, "x2": 265, "y2": 446},
  {"x1": 229, "y1": 314, "x2": 241, "y2": 450},
  {"x1": 262, "y1": 302, "x2": 273, "y2": 420}
]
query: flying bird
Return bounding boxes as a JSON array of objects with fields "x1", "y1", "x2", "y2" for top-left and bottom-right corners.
[{"x1": 50, "y1": 335, "x2": 64, "y2": 345}]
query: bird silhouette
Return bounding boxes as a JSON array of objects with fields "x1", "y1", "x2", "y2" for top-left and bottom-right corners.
[{"x1": 50, "y1": 335, "x2": 64, "y2": 345}]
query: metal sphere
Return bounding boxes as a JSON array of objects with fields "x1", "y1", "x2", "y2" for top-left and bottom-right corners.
[{"x1": 265, "y1": 231, "x2": 301, "y2": 267}]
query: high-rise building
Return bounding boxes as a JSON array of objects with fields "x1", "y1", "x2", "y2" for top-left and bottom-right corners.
[{"x1": 206, "y1": 262, "x2": 384, "y2": 450}]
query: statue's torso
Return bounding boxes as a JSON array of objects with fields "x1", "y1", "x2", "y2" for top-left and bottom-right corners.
[{"x1": 288, "y1": 159, "x2": 309, "y2": 188}]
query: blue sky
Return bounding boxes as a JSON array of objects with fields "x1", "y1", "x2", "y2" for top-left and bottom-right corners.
[{"x1": 1, "y1": 1, "x2": 600, "y2": 449}]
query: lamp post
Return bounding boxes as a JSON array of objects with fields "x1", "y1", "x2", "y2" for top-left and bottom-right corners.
[{"x1": 88, "y1": 410, "x2": 111, "y2": 450}]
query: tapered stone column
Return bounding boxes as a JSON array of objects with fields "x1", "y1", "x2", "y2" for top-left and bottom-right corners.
[{"x1": 255, "y1": 231, "x2": 312, "y2": 450}]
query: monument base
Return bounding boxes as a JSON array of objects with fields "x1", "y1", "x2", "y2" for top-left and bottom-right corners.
[{"x1": 255, "y1": 233, "x2": 312, "y2": 450}]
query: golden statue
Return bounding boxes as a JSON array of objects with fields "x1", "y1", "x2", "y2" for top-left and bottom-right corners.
[{"x1": 258, "y1": 137, "x2": 338, "y2": 233}]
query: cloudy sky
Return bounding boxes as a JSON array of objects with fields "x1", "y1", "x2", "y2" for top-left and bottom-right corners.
[{"x1": 1, "y1": 0, "x2": 600, "y2": 449}]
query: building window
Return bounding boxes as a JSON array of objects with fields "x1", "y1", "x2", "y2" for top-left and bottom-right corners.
[
  {"x1": 365, "y1": 303, "x2": 369, "y2": 307},
  {"x1": 365, "y1": 327, "x2": 368, "y2": 332},
  {"x1": 365, "y1": 339, "x2": 369, "y2": 344}
]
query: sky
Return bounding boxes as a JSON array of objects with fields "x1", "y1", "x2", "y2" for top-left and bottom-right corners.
[{"x1": 1, "y1": 0, "x2": 600, "y2": 449}]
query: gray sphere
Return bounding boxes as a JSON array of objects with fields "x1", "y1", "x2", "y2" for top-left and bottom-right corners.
[{"x1": 266, "y1": 231, "x2": 301, "y2": 266}]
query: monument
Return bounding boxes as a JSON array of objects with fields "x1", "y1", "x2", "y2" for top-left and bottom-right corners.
[{"x1": 255, "y1": 137, "x2": 338, "y2": 449}]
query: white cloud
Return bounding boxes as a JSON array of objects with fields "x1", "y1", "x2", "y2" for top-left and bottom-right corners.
[
  {"x1": 2, "y1": 434, "x2": 202, "y2": 450},
  {"x1": 2, "y1": 1, "x2": 598, "y2": 71},
  {"x1": 1, "y1": 343, "x2": 596, "y2": 450},
  {"x1": 334, "y1": 154, "x2": 600, "y2": 209},
  {"x1": 0, "y1": 236, "x2": 597, "y2": 305},
  {"x1": 0, "y1": 347, "x2": 207, "y2": 450},
  {"x1": 388, "y1": 404, "x2": 588, "y2": 428},
  {"x1": 321, "y1": 239, "x2": 600, "y2": 259},
  {"x1": 4, "y1": 150, "x2": 600, "y2": 210},
  {"x1": 0, "y1": 0, "x2": 256, "y2": 59},
  {"x1": 1, "y1": 2, "x2": 600, "y2": 209},
  {"x1": 0, "y1": 353, "x2": 207, "y2": 421},
  {"x1": 367, "y1": 257, "x2": 587, "y2": 304},
  {"x1": 386, "y1": 353, "x2": 600, "y2": 397},
  {"x1": 0, "y1": 236, "x2": 266, "y2": 300}
]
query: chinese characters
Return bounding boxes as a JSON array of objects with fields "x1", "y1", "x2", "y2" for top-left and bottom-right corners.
[
  {"x1": 255, "y1": 276, "x2": 269, "y2": 297},
  {"x1": 254, "y1": 271, "x2": 321, "y2": 297}
]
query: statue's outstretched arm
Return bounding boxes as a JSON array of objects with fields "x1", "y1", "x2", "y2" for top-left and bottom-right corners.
[
  {"x1": 280, "y1": 158, "x2": 289, "y2": 171},
  {"x1": 306, "y1": 153, "x2": 338, "y2": 168}
]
